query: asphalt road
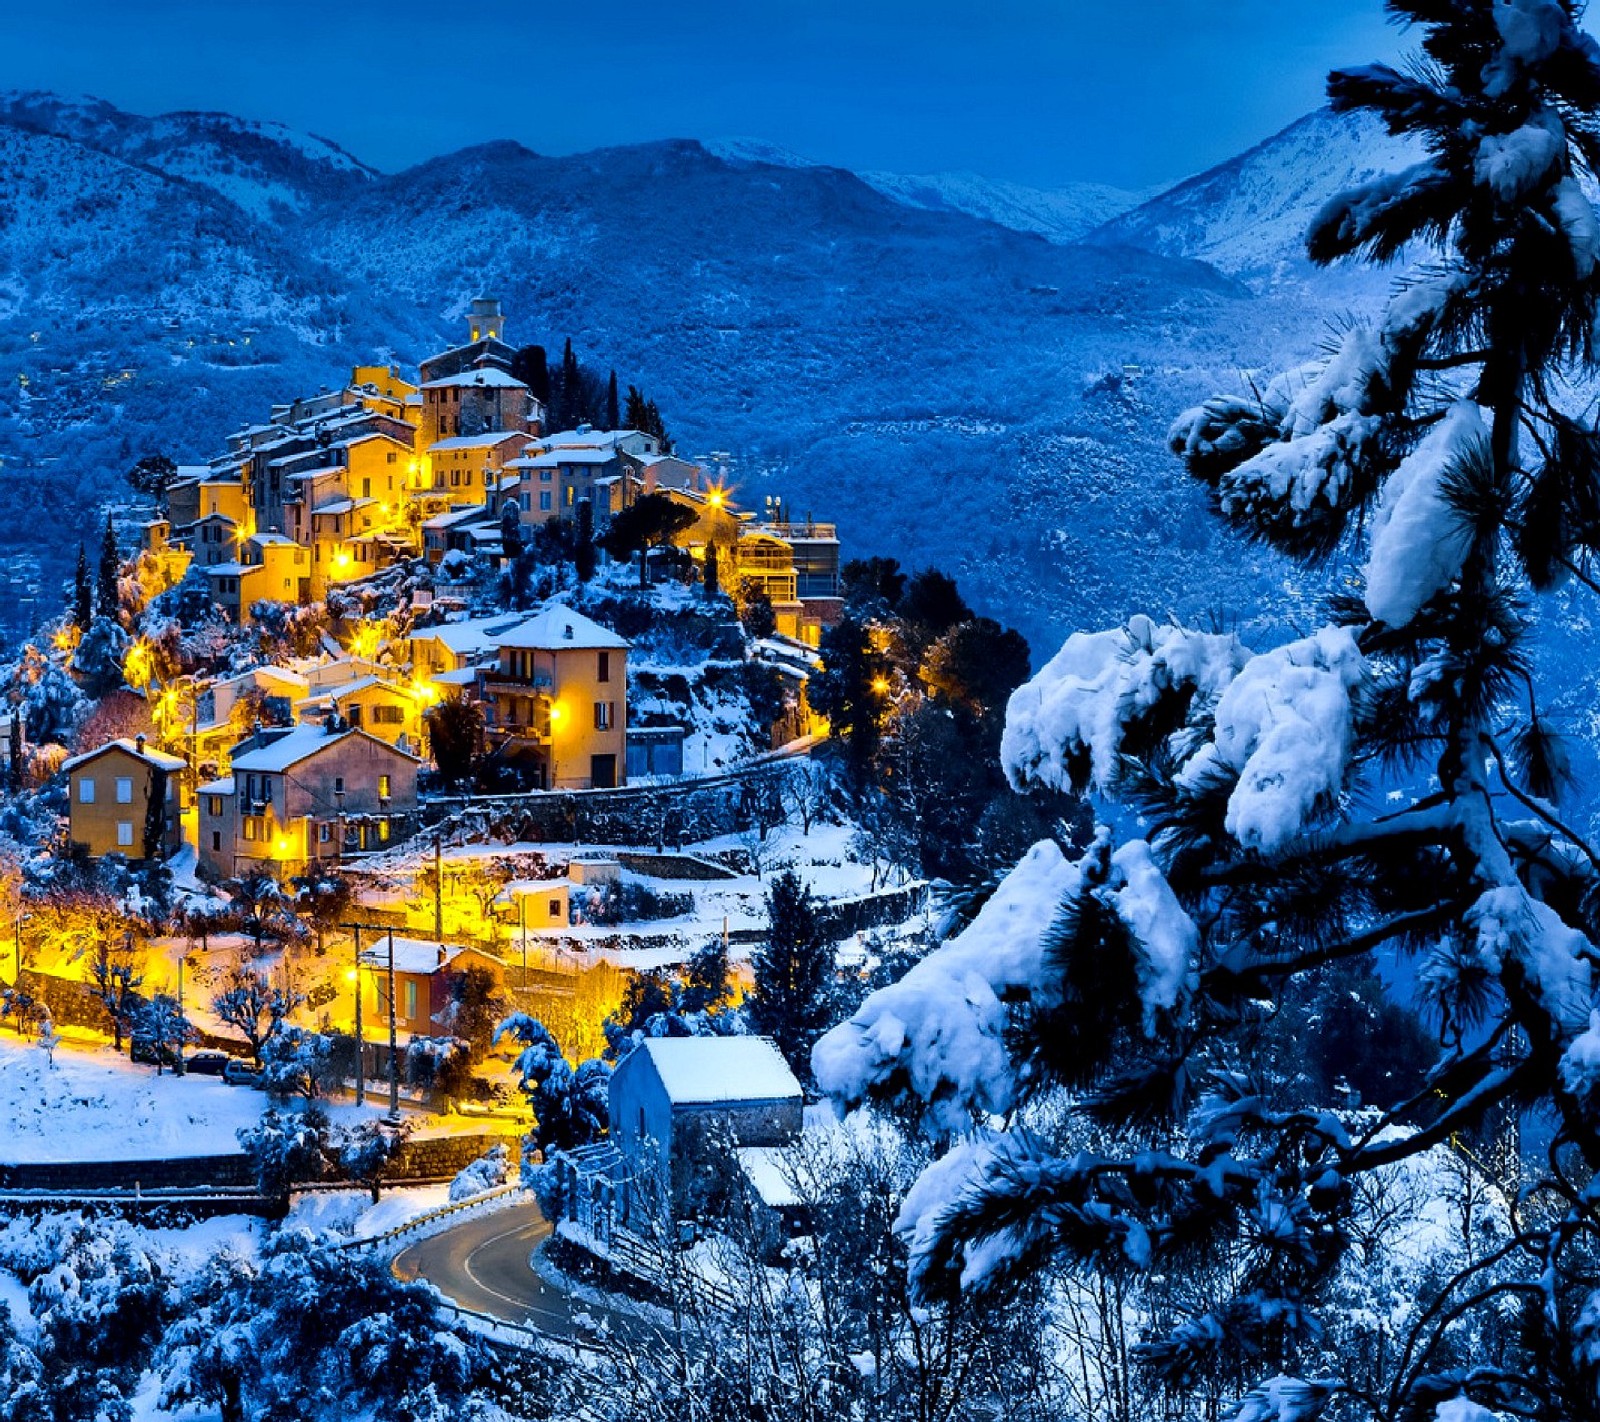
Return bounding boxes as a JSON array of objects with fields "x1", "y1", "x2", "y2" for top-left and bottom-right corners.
[{"x1": 392, "y1": 1199, "x2": 650, "y2": 1343}]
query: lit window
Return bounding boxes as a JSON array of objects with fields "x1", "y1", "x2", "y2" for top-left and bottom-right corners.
[
  {"x1": 115, "y1": 777, "x2": 133, "y2": 804},
  {"x1": 116, "y1": 821, "x2": 134, "y2": 847},
  {"x1": 404, "y1": 980, "x2": 418, "y2": 1018},
  {"x1": 378, "y1": 775, "x2": 391, "y2": 799},
  {"x1": 78, "y1": 777, "x2": 95, "y2": 804},
  {"x1": 208, "y1": 796, "x2": 221, "y2": 816},
  {"x1": 594, "y1": 701, "x2": 613, "y2": 730}
]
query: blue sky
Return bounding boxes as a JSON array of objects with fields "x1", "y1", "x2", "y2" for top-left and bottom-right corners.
[{"x1": 1, "y1": 0, "x2": 1401, "y2": 190}]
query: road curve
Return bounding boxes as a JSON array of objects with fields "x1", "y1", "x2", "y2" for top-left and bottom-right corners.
[{"x1": 392, "y1": 1198, "x2": 648, "y2": 1343}]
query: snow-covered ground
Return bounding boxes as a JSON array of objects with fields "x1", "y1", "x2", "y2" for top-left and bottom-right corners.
[{"x1": 0, "y1": 1034, "x2": 409, "y2": 1164}]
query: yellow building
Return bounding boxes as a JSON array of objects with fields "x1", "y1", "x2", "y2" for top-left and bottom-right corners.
[
  {"x1": 62, "y1": 737, "x2": 185, "y2": 861},
  {"x1": 480, "y1": 606, "x2": 630, "y2": 789}
]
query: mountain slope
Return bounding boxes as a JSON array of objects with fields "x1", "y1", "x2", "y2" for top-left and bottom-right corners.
[
  {"x1": 1089, "y1": 107, "x2": 1421, "y2": 292},
  {"x1": 705, "y1": 138, "x2": 1143, "y2": 244},
  {"x1": 0, "y1": 90, "x2": 375, "y2": 218},
  {"x1": 0, "y1": 95, "x2": 1398, "y2": 659}
]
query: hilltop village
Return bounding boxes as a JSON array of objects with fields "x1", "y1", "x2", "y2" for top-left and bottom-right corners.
[
  {"x1": 0, "y1": 289, "x2": 1065, "y2": 1422},
  {"x1": 0, "y1": 297, "x2": 1042, "y2": 1258}
]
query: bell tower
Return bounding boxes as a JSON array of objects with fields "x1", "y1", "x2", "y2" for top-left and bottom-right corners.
[{"x1": 468, "y1": 297, "x2": 505, "y2": 345}]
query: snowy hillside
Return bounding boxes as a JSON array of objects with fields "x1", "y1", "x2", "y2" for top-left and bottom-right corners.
[
  {"x1": 0, "y1": 89, "x2": 375, "y2": 216},
  {"x1": 708, "y1": 138, "x2": 1144, "y2": 243},
  {"x1": 1090, "y1": 107, "x2": 1422, "y2": 293},
  {"x1": 859, "y1": 169, "x2": 1143, "y2": 245},
  {"x1": 0, "y1": 93, "x2": 1414, "y2": 658}
]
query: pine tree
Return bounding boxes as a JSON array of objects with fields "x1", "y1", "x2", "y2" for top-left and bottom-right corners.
[
  {"x1": 606, "y1": 369, "x2": 620, "y2": 430},
  {"x1": 96, "y1": 516, "x2": 119, "y2": 620},
  {"x1": 573, "y1": 496, "x2": 597, "y2": 583},
  {"x1": 812, "y1": 7, "x2": 1600, "y2": 1417},
  {"x1": 72, "y1": 543, "x2": 91, "y2": 632},
  {"x1": 748, "y1": 870, "x2": 831, "y2": 1079}
]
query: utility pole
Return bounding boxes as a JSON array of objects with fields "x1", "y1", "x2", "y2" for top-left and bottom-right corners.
[
  {"x1": 386, "y1": 928, "x2": 400, "y2": 1124},
  {"x1": 434, "y1": 832, "x2": 443, "y2": 942},
  {"x1": 352, "y1": 924, "x2": 364, "y2": 1107},
  {"x1": 520, "y1": 894, "x2": 527, "y2": 991}
]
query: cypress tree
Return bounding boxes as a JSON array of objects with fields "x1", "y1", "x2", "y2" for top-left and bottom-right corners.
[
  {"x1": 605, "y1": 369, "x2": 620, "y2": 431},
  {"x1": 556, "y1": 339, "x2": 581, "y2": 431},
  {"x1": 573, "y1": 497, "x2": 596, "y2": 584},
  {"x1": 96, "y1": 516, "x2": 119, "y2": 619},
  {"x1": 73, "y1": 543, "x2": 92, "y2": 632},
  {"x1": 704, "y1": 541, "x2": 720, "y2": 599}
]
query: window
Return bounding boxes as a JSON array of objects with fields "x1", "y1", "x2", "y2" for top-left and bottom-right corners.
[
  {"x1": 403, "y1": 980, "x2": 418, "y2": 1019},
  {"x1": 78, "y1": 777, "x2": 95, "y2": 805},
  {"x1": 594, "y1": 701, "x2": 613, "y2": 731},
  {"x1": 318, "y1": 823, "x2": 332, "y2": 843},
  {"x1": 362, "y1": 478, "x2": 371, "y2": 498},
  {"x1": 242, "y1": 818, "x2": 257, "y2": 842},
  {"x1": 211, "y1": 831, "x2": 221, "y2": 852},
  {"x1": 115, "y1": 776, "x2": 133, "y2": 804},
  {"x1": 334, "y1": 776, "x2": 345, "y2": 795},
  {"x1": 208, "y1": 796, "x2": 222, "y2": 817},
  {"x1": 378, "y1": 775, "x2": 391, "y2": 799},
  {"x1": 372, "y1": 705, "x2": 404, "y2": 725},
  {"x1": 539, "y1": 491, "x2": 553, "y2": 511},
  {"x1": 565, "y1": 485, "x2": 574, "y2": 506},
  {"x1": 597, "y1": 651, "x2": 611, "y2": 684},
  {"x1": 378, "y1": 819, "x2": 391, "y2": 843},
  {"x1": 386, "y1": 451, "x2": 396, "y2": 464},
  {"x1": 116, "y1": 821, "x2": 134, "y2": 847},
  {"x1": 549, "y1": 897, "x2": 562, "y2": 921},
  {"x1": 540, "y1": 470, "x2": 553, "y2": 482}
]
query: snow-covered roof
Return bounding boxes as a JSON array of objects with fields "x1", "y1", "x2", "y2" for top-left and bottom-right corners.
[
  {"x1": 428, "y1": 432, "x2": 529, "y2": 453},
  {"x1": 197, "y1": 776, "x2": 235, "y2": 795},
  {"x1": 61, "y1": 738, "x2": 187, "y2": 774},
  {"x1": 496, "y1": 878, "x2": 572, "y2": 903},
  {"x1": 639, "y1": 1037, "x2": 801, "y2": 1107},
  {"x1": 421, "y1": 507, "x2": 492, "y2": 531},
  {"x1": 494, "y1": 606, "x2": 629, "y2": 652},
  {"x1": 230, "y1": 723, "x2": 416, "y2": 773},
  {"x1": 358, "y1": 937, "x2": 500, "y2": 976},
  {"x1": 312, "y1": 496, "x2": 375, "y2": 516},
  {"x1": 410, "y1": 613, "x2": 524, "y2": 656},
  {"x1": 736, "y1": 1144, "x2": 804, "y2": 1209},
  {"x1": 250, "y1": 532, "x2": 298, "y2": 547},
  {"x1": 431, "y1": 666, "x2": 481, "y2": 687},
  {"x1": 284, "y1": 465, "x2": 344, "y2": 482},
  {"x1": 511, "y1": 449, "x2": 615, "y2": 469},
  {"x1": 421, "y1": 368, "x2": 528, "y2": 391},
  {"x1": 202, "y1": 561, "x2": 250, "y2": 577}
]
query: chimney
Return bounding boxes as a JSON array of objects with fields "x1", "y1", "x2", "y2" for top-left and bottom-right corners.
[
  {"x1": 563, "y1": 623, "x2": 574, "y2": 640},
  {"x1": 437, "y1": 945, "x2": 447, "y2": 969},
  {"x1": 135, "y1": 733, "x2": 146, "y2": 755}
]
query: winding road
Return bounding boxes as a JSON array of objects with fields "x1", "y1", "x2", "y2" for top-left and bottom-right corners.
[{"x1": 392, "y1": 1198, "x2": 649, "y2": 1343}]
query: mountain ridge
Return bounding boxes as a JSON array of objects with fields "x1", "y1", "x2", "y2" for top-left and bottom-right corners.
[{"x1": 0, "y1": 92, "x2": 1409, "y2": 658}]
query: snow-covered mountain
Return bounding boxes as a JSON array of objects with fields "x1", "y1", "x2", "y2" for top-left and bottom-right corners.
[
  {"x1": 0, "y1": 94, "x2": 1414, "y2": 656},
  {"x1": 0, "y1": 90, "x2": 374, "y2": 217},
  {"x1": 858, "y1": 169, "x2": 1144, "y2": 245},
  {"x1": 1089, "y1": 108, "x2": 1421, "y2": 291},
  {"x1": 707, "y1": 138, "x2": 1144, "y2": 244}
]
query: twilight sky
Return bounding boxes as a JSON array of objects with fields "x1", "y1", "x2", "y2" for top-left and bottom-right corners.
[{"x1": 1, "y1": 0, "x2": 1403, "y2": 191}]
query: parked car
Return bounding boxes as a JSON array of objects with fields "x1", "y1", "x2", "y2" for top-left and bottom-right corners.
[
  {"x1": 187, "y1": 1049, "x2": 234, "y2": 1077},
  {"x1": 130, "y1": 1036, "x2": 183, "y2": 1070},
  {"x1": 223, "y1": 1058, "x2": 265, "y2": 1087}
]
